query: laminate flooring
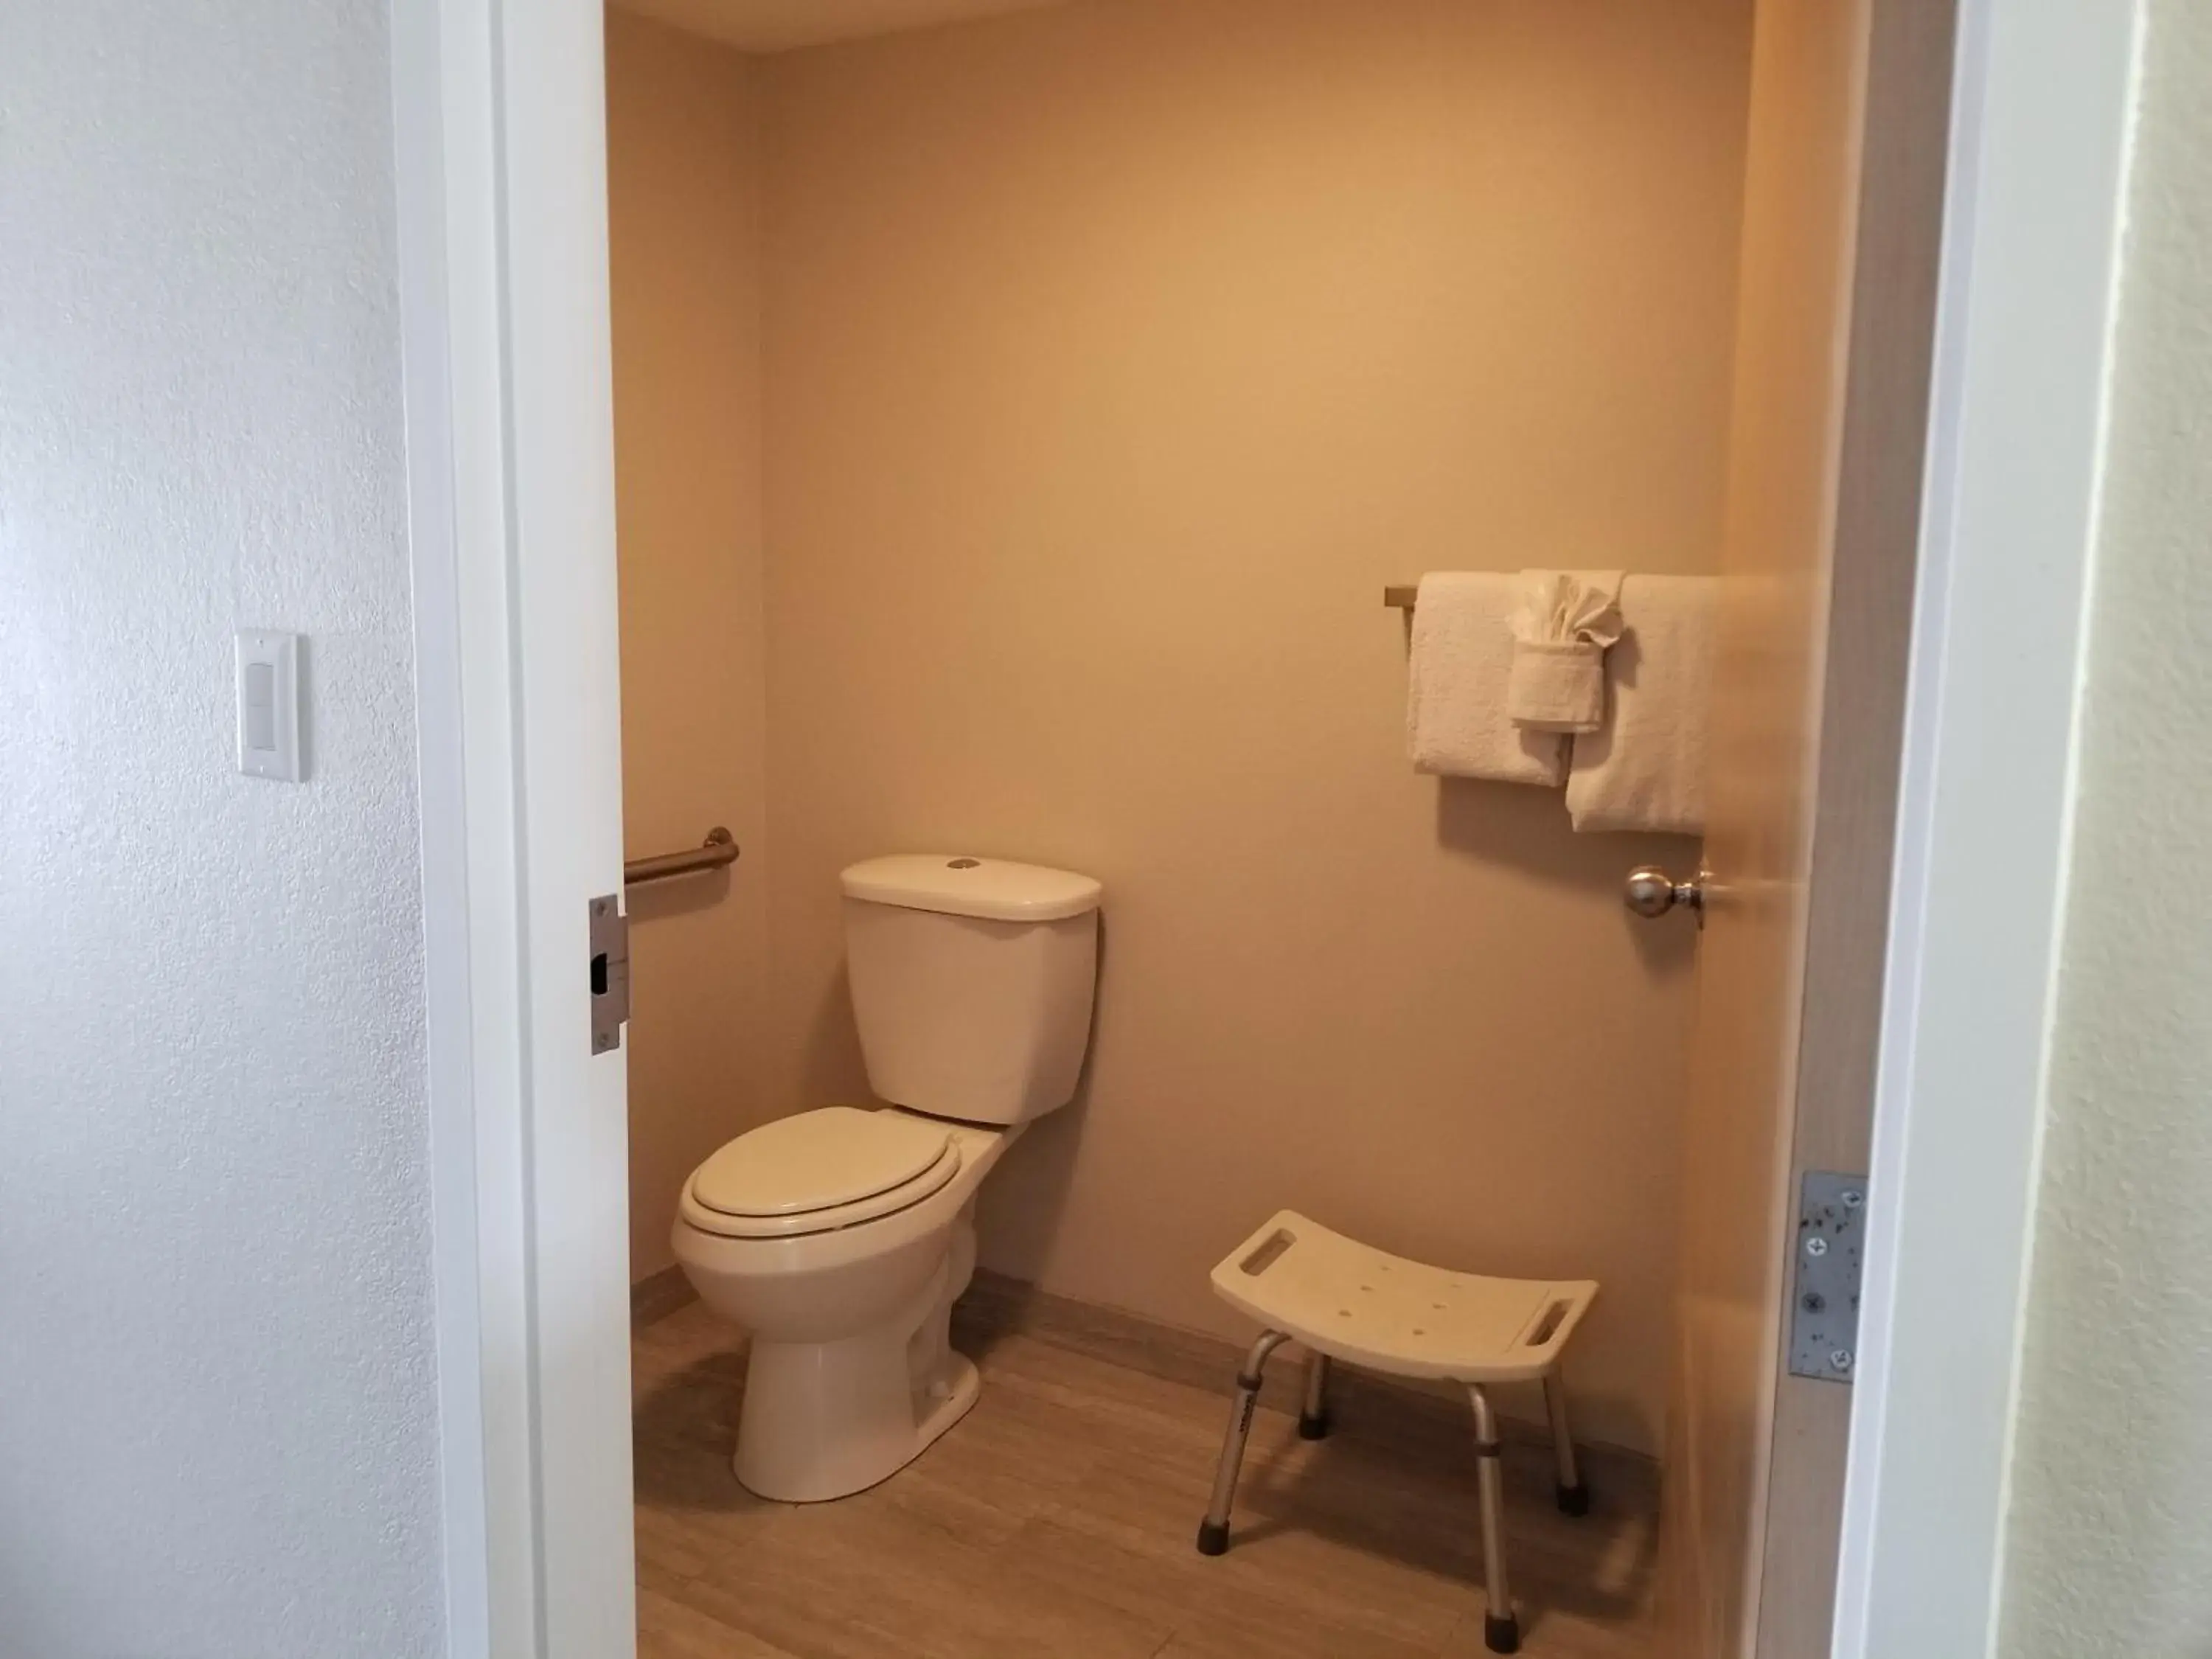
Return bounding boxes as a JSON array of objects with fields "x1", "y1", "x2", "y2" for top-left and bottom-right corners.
[{"x1": 633, "y1": 1299, "x2": 1659, "y2": 1659}]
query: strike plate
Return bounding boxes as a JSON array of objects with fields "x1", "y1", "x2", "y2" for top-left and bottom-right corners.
[
  {"x1": 588, "y1": 894, "x2": 630, "y2": 1055},
  {"x1": 1788, "y1": 1171, "x2": 1866, "y2": 1383}
]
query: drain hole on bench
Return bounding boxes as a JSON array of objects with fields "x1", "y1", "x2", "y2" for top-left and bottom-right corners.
[
  {"x1": 1526, "y1": 1299, "x2": 1571, "y2": 1346},
  {"x1": 1238, "y1": 1229, "x2": 1296, "y2": 1276}
]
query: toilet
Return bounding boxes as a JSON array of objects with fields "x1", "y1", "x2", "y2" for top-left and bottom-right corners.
[{"x1": 672, "y1": 853, "x2": 1102, "y2": 1503}]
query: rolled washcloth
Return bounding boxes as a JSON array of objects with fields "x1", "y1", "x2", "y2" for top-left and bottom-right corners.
[
  {"x1": 1565, "y1": 574, "x2": 1716, "y2": 835},
  {"x1": 1507, "y1": 570, "x2": 1624, "y2": 732},
  {"x1": 1405, "y1": 572, "x2": 1569, "y2": 787}
]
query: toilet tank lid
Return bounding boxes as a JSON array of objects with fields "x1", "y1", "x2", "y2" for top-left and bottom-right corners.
[{"x1": 841, "y1": 855, "x2": 1102, "y2": 922}]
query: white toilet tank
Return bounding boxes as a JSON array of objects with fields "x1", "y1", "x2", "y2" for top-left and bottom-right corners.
[{"x1": 840, "y1": 855, "x2": 1102, "y2": 1126}]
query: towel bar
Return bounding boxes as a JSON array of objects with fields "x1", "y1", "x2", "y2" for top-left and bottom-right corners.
[{"x1": 625, "y1": 826, "x2": 740, "y2": 887}]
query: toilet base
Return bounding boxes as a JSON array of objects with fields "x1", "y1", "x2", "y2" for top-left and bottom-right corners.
[
  {"x1": 731, "y1": 1267, "x2": 983, "y2": 1506},
  {"x1": 734, "y1": 1351, "x2": 978, "y2": 1503},
  {"x1": 677, "y1": 1162, "x2": 1002, "y2": 1504},
  {"x1": 916, "y1": 1352, "x2": 983, "y2": 1458}
]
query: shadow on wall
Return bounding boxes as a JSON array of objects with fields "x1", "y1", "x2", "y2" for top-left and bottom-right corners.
[
  {"x1": 1434, "y1": 779, "x2": 1701, "y2": 977},
  {"x1": 970, "y1": 915, "x2": 1110, "y2": 1272},
  {"x1": 795, "y1": 962, "x2": 870, "y2": 1107},
  {"x1": 627, "y1": 868, "x2": 736, "y2": 926}
]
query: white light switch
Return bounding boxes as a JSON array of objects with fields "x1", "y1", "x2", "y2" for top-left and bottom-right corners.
[{"x1": 235, "y1": 630, "x2": 302, "y2": 782}]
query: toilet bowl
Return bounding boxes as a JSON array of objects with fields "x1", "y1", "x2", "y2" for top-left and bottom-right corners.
[
  {"x1": 672, "y1": 855, "x2": 1101, "y2": 1503},
  {"x1": 672, "y1": 1108, "x2": 1021, "y2": 1502}
]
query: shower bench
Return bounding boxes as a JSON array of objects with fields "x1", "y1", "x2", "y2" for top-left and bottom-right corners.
[{"x1": 1194, "y1": 1210, "x2": 1599, "y2": 1655}]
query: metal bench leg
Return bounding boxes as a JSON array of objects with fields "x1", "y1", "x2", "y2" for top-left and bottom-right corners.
[
  {"x1": 1298, "y1": 1349, "x2": 1332, "y2": 1440},
  {"x1": 1197, "y1": 1330, "x2": 1290, "y2": 1556},
  {"x1": 1468, "y1": 1384, "x2": 1520, "y2": 1655},
  {"x1": 1545, "y1": 1367, "x2": 1590, "y2": 1517}
]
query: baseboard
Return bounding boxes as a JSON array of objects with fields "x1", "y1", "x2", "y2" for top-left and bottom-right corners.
[
  {"x1": 953, "y1": 1267, "x2": 1657, "y2": 1480},
  {"x1": 631, "y1": 1263, "x2": 697, "y2": 1331}
]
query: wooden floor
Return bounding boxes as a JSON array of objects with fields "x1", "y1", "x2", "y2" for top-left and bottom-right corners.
[{"x1": 633, "y1": 1299, "x2": 1659, "y2": 1658}]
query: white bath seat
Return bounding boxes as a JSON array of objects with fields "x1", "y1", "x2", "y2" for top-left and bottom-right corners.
[
  {"x1": 1197, "y1": 1210, "x2": 1601, "y2": 1656},
  {"x1": 1209, "y1": 1209, "x2": 1596, "y2": 1383}
]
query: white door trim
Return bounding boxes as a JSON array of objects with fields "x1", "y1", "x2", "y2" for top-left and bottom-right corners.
[
  {"x1": 1832, "y1": 3, "x2": 2142, "y2": 1657},
  {"x1": 389, "y1": 1, "x2": 2146, "y2": 1653},
  {"x1": 394, "y1": 1, "x2": 635, "y2": 1655},
  {"x1": 392, "y1": 0, "x2": 507, "y2": 1649}
]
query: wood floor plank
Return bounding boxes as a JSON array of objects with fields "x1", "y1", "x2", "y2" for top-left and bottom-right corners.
[
  {"x1": 670, "y1": 1502, "x2": 1173, "y2": 1659},
  {"x1": 638, "y1": 1582, "x2": 805, "y2": 1659},
  {"x1": 634, "y1": 1305, "x2": 1654, "y2": 1659}
]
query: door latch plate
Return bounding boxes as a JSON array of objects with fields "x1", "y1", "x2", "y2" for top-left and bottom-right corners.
[
  {"x1": 588, "y1": 894, "x2": 630, "y2": 1055},
  {"x1": 1788, "y1": 1170, "x2": 1865, "y2": 1383}
]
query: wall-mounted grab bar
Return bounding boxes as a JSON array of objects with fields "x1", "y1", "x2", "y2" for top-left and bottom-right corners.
[{"x1": 624, "y1": 826, "x2": 740, "y2": 887}]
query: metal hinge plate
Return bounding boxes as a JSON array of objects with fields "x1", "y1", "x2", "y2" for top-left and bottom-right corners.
[
  {"x1": 588, "y1": 894, "x2": 630, "y2": 1055},
  {"x1": 1788, "y1": 1170, "x2": 1866, "y2": 1383}
]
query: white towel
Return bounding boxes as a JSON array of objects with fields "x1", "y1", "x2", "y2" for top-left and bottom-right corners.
[
  {"x1": 1406, "y1": 572, "x2": 1568, "y2": 786},
  {"x1": 1508, "y1": 570, "x2": 1624, "y2": 732},
  {"x1": 1565, "y1": 574, "x2": 1715, "y2": 835}
]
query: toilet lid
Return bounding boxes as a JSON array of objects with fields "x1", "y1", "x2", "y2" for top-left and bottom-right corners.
[{"x1": 689, "y1": 1107, "x2": 953, "y2": 1219}]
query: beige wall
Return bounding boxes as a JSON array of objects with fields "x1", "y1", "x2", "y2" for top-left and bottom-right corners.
[
  {"x1": 754, "y1": 0, "x2": 1753, "y2": 1453},
  {"x1": 608, "y1": 11, "x2": 772, "y2": 1279},
  {"x1": 1997, "y1": 3, "x2": 2212, "y2": 1651}
]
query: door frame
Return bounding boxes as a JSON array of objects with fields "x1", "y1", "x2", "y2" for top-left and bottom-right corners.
[
  {"x1": 395, "y1": 1, "x2": 635, "y2": 1655},
  {"x1": 389, "y1": 1, "x2": 2143, "y2": 1655},
  {"x1": 1833, "y1": 3, "x2": 2141, "y2": 1656}
]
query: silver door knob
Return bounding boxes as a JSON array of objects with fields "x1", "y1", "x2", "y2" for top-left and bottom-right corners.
[{"x1": 1625, "y1": 866, "x2": 1704, "y2": 919}]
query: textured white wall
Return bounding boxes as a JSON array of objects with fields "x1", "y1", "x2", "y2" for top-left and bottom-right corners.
[
  {"x1": 1997, "y1": 5, "x2": 2212, "y2": 1653},
  {"x1": 0, "y1": 4, "x2": 442, "y2": 1656}
]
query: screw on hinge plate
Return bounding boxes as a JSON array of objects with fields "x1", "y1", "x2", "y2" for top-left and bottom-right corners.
[{"x1": 1789, "y1": 1171, "x2": 1866, "y2": 1384}]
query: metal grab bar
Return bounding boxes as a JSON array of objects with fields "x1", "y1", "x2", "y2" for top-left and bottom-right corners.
[{"x1": 624, "y1": 826, "x2": 740, "y2": 887}]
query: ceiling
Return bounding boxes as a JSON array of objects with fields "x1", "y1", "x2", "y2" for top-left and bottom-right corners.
[{"x1": 611, "y1": 0, "x2": 1077, "y2": 54}]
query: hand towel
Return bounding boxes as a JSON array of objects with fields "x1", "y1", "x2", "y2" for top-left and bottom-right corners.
[
  {"x1": 1508, "y1": 570, "x2": 1624, "y2": 732},
  {"x1": 1565, "y1": 574, "x2": 1715, "y2": 835},
  {"x1": 1406, "y1": 572, "x2": 1569, "y2": 786}
]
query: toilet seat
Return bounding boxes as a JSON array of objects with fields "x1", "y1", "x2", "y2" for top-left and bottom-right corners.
[{"x1": 680, "y1": 1107, "x2": 963, "y2": 1240}]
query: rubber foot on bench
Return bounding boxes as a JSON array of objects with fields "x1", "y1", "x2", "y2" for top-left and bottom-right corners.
[
  {"x1": 1484, "y1": 1612, "x2": 1522, "y2": 1654},
  {"x1": 1195, "y1": 1520, "x2": 1230, "y2": 1557},
  {"x1": 1557, "y1": 1479, "x2": 1591, "y2": 1517}
]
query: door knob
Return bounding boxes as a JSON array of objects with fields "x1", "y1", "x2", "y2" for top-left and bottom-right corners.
[{"x1": 1625, "y1": 866, "x2": 1705, "y2": 920}]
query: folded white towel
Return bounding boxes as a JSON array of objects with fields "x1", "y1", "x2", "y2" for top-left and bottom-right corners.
[
  {"x1": 1406, "y1": 572, "x2": 1568, "y2": 786},
  {"x1": 1509, "y1": 570, "x2": 1624, "y2": 732},
  {"x1": 1565, "y1": 574, "x2": 1715, "y2": 835}
]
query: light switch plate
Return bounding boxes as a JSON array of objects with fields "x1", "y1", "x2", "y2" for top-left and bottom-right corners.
[{"x1": 235, "y1": 630, "x2": 302, "y2": 782}]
